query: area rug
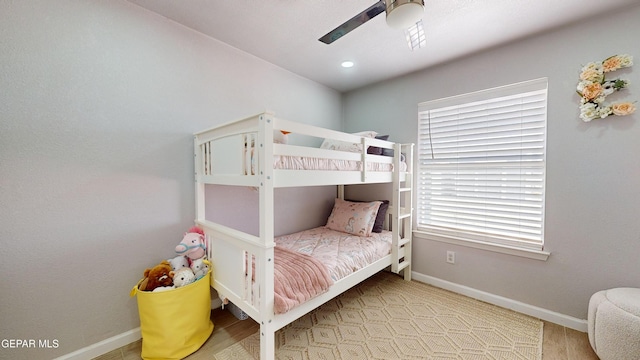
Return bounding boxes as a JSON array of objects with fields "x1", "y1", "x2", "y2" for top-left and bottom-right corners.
[{"x1": 214, "y1": 271, "x2": 543, "y2": 359}]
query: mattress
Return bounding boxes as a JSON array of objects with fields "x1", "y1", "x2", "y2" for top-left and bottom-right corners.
[
  {"x1": 274, "y1": 155, "x2": 404, "y2": 172},
  {"x1": 275, "y1": 226, "x2": 392, "y2": 281}
]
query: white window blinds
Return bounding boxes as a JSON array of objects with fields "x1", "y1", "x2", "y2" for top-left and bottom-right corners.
[{"x1": 417, "y1": 78, "x2": 547, "y2": 251}]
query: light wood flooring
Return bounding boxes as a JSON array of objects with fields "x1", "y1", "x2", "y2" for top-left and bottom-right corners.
[{"x1": 95, "y1": 307, "x2": 599, "y2": 360}]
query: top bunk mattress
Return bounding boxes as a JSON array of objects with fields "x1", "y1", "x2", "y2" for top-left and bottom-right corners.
[
  {"x1": 274, "y1": 155, "x2": 405, "y2": 172},
  {"x1": 275, "y1": 226, "x2": 392, "y2": 282}
]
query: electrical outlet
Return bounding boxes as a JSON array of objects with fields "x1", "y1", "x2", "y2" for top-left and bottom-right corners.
[{"x1": 446, "y1": 251, "x2": 455, "y2": 264}]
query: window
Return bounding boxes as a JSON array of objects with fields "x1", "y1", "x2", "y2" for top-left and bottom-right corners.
[{"x1": 416, "y1": 78, "x2": 547, "y2": 253}]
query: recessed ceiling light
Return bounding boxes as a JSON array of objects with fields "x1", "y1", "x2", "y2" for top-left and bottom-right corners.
[{"x1": 341, "y1": 61, "x2": 355, "y2": 68}]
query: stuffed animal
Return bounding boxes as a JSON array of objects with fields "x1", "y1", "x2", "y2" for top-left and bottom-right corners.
[
  {"x1": 168, "y1": 255, "x2": 190, "y2": 271},
  {"x1": 139, "y1": 260, "x2": 174, "y2": 292},
  {"x1": 190, "y1": 258, "x2": 210, "y2": 280},
  {"x1": 152, "y1": 286, "x2": 174, "y2": 292},
  {"x1": 173, "y1": 268, "x2": 195, "y2": 288},
  {"x1": 175, "y1": 226, "x2": 206, "y2": 262}
]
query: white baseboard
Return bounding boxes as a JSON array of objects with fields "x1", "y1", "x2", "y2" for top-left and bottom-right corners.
[
  {"x1": 53, "y1": 328, "x2": 141, "y2": 360},
  {"x1": 54, "y1": 300, "x2": 223, "y2": 360},
  {"x1": 412, "y1": 271, "x2": 588, "y2": 332}
]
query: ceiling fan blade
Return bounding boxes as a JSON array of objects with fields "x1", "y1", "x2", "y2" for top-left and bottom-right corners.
[{"x1": 318, "y1": 1, "x2": 385, "y2": 44}]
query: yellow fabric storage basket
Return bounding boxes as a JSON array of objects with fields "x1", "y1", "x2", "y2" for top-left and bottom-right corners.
[{"x1": 130, "y1": 269, "x2": 214, "y2": 360}]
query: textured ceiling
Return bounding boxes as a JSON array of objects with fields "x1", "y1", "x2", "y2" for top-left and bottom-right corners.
[{"x1": 128, "y1": 0, "x2": 639, "y2": 92}]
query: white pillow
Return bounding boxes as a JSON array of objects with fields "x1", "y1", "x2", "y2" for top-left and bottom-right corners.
[{"x1": 320, "y1": 131, "x2": 378, "y2": 153}]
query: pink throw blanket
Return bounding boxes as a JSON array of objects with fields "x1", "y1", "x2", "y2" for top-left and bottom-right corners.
[{"x1": 272, "y1": 246, "x2": 333, "y2": 314}]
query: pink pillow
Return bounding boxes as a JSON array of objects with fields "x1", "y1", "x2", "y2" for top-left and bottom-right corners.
[{"x1": 325, "y1": 198, "x2": 382, "y2": 237}]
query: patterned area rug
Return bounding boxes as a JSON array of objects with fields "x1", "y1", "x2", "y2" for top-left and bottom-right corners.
[{"x1": 214, "y1": 272, "x2": 543, "y2": 360}]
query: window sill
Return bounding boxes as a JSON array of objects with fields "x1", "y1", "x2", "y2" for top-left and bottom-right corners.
[{"x1": 413, "y1": 231, "x2": 550, "y2": 261}]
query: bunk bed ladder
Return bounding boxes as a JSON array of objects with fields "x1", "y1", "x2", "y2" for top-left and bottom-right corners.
[{"x1": 392, "y1": 143, "x2": 413, "y2": 281}]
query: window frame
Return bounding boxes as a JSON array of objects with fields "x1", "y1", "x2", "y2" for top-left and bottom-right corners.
[{"x1": 414, "y1": 78, "x2": 550, "y2": 260}]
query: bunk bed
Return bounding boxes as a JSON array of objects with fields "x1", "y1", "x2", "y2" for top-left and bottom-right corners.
[{"x1": 193, "y1": 111, "x2": 414, "y2": 360}]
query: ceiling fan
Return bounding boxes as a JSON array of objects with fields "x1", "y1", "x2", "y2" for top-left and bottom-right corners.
[{"x1": 319, "y1": 0, "x2": 425, "y2": 44}]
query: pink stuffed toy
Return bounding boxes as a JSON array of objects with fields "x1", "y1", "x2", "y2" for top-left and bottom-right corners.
[{"x1": 175, "y1": 226, "x2": 206, "y2": 261}]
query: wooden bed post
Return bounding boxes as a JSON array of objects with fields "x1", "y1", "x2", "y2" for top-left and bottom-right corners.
[{"x1": 258, "y1": 112, "x2": 276, "y2": 360}]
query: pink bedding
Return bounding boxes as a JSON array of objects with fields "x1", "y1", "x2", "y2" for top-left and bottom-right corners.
[
  {"x1": 272, "y1": 246, "x2": 333, "y2": 314},
  {"x1": 275, "y1": 227, "x2": 393, "y2": 281},
  {"x1": 250, "y1": 227, "x2": 392, "y2": 314}
]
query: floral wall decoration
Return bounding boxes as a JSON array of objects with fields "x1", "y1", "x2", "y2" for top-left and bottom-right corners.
[{"x1": 577, "y1": 54, "x2": 636, "y2": 122}]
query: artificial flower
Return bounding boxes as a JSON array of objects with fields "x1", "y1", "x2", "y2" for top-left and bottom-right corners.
[
  {"x1": 598, "y1": 105, "x2": 613, "y2": 119},
  {"x1": 579, "y1": 102, "x2": 599, "y2": 122},
  {"x1": 602, "y1": 54, "x2": 633, "y2": 72},
  {"x1": 581, "y1": 62, "x2": 603, "y2": 73},
  {"x1": 580, "y1": 82, "x2": 603, "y2": 101},
  {"x1": 576, "y1": 54, "x2": 635, "y2": 122},
  {"x1": 611, "y1": 102, "x2": 636, "y2": 116},
  {"x1": 580, "y1": 68, "x2": 604, "y2": 83}
]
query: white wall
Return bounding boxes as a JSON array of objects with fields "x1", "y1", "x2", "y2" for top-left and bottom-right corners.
[
  {"x1": 343, "y1": 4, "x2": 640, "y2": 321},
  {"x1": 0, "y1": 1, "x2": 340, "y2": 359}
]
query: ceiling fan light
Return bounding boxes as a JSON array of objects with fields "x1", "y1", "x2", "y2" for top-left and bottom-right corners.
[{"x1": 385, "y1": 0, "x2": 424, "y2": 29}]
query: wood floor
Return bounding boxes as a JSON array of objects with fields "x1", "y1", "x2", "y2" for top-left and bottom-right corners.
[{"x1": 95, "y1": 307, "x2": 599, "y2": 360}]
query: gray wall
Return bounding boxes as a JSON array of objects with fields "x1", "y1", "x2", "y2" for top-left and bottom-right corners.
[
  {"x1": 3, "y1": 0, "x2": 639, "y2": 358},
  {"x1": 0, "y1": 1, "x2": 340, "y2": 359},
  {"x1": 343, "y1": 4, "x2": 640, "y2": 320}
]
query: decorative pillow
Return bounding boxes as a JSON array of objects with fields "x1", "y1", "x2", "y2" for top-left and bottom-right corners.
[
  {"x1": 320, "y1": 131, "x2": 378, "y2": 153},
  {"x1": 372, "y1": 200, "x2": 389, "y2": 233},
  {"x1": 325, "y1": 198, "x2": 382, "y2": 237},
  {"x1": 367, "y1": 135, "x2": 389, "y2": 155},
  {"x1": 347, "y1": 199, "x2": 389, "y2": 233}
]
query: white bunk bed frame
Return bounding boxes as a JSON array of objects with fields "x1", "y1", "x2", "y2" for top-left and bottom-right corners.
[{"x1": 193, "y1": 112, "x2": 413, "y2": 360}]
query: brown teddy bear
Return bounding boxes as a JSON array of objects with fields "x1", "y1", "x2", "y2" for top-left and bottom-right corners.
[{"x1": 139, "y1": 260, "x2": 174, "y2": 291}]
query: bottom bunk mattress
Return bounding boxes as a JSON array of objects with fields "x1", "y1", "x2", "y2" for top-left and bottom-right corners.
[
  {"x1": 271, "y1": 227, "x2": 392, "y2": 314},
  {"x1": 245, "y1": 227, "x2": 392, "y2": 314},
  {"x1": 275, "y1": 226, "x2": 393, "y2": 282}
]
